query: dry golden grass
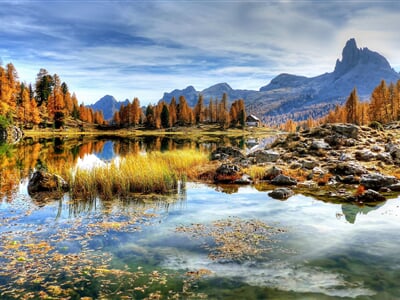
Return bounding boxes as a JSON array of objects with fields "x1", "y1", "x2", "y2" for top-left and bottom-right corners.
[
  {"x1": 66, "y1": 149, "x2": 209, "y2": 199},
  {"x1": 242, "y1": 165, "x2": 266, "y2": 181}
]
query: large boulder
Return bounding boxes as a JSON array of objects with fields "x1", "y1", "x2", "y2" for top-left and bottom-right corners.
[
  {"x1": 214, "y1": 163, "x2": 242, "y2": 183},
  {"x1": 329, "y1": 162, "x2": 368, "y2": 176},
  {"x1": 263, "y1": 166, "x2": 283, "y2": 180},
  {"x1": 268, "y1": 187, "x2": 294, "y2": 200},
  {"x1": 355, "y1": 150, "x2": 376, "y2": 161},
  {"x1": 248, "y1": 149, "x2": 280, "y2": 163},
  {"x1": 211, "y1": 146, "x2": 245, "y2": 161},
  {"x1": 360, "y1": 173, "x2": 398, "y2": 191},
  {"x1": 270, "y1": 174, "x2": 297, "y2": 186},
  {"x1": 28, "y1": 170, "x2": 69, "y2": 195},
  {"x1": 331, "y1": 124, "x2": 359, "y2": 139},
  {"x1": 310, "y1": 139, "x2": 331, "y2": 150}
]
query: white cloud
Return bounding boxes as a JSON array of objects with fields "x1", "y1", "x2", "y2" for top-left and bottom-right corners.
[{"x1": 2, "y1": 1, "x2": 400, "y2": 105}]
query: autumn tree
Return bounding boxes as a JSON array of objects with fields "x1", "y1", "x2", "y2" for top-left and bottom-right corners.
[
  {"x1": 161, "y1": 102, "x2": 170, "y2": 129},
  {"x1": 208, "y1": 98, "x2": 216, "y2": 123},
  {"x1": 131, "y1": 97, "x2": 142, "y2": 126},
  {"x1": 35, "y1": 69, "x2": 53, "y2": 107},
  {"x1": 168, "y1": 97, "x2": 177, "y2": 127},
  {"x1": 177, "y1": 96, "x2": 192, "y2": 126},
  {"x1": 193, "y1": 94, "x2": 205, "y2": 124},
  {"x1": 370, "y1": 80, "x2": 388, "y2": 123},
  {"x1": 145, "y1": 104, "x2": 155, "y2": 127},
  {"x1": 217, "y1": 93, "x2": 230, "y2": 128},
  {"x1": 345, "y1": 88, "x2": 360, "y2": 124}
]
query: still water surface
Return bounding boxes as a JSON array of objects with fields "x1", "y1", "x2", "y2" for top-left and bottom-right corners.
[{"x1": 0, "y1": 137, "x2": 399, "y2": 299}]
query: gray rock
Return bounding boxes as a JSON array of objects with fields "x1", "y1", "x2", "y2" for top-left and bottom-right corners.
[
  {"x1": 248, "y1": 149, "x2": 280, "y2": 163},
  {"x1": 214, "y1": 163, "x2": 241, "y2": 183},
  {"x1": 356, "y1": 189, "x2": 386, "y2": 203},
  {"x1": 302, "y1": 160, "x2": 317, "y2": 169},
  {"x1": 271, "y1": 174, "x2": 297, "y2": 186},
  {"x1": 263, "y1": 166, "x2": 283, "y2": 180},
  {"x1": 388, "y1": 183, "x2": 400, "y2": 191},
  {"x1": 324, "y1": 134, "x2": 346, "y2": 147},
  {"x1": 355, "y1": 150, "x2": 376, "y2": 161},
  {"x1": 329, "y1": 162, "x2": 368, "y2": 176},
  {"x1": 371, "y1": 145, "x2": 383, "y2": 152},
  {"x1": 310, "y1": 139, "x2": 331, "y2": 150},
  {"x1": 389, "y1": 146, "x2": 400, "y2": 163},
  {"x1": 332, "y1": 124, "x2": 359, "y2": 139},
  {"x1": 290, "y1": 162, "x2": 302, "y2": 169},
  {"x1": 268, "y1": 187, "x2": 294, "y2": 200},
  {"x1": 312, "y1": 167, "x2": 326, "y2": 175},
  {"x1": 28, "y1": 170, "x2": 69, "y2": 194},
  {"x1": 360, "y1": 173, "x2": 398, "y2": 190},
  {"x1": 376, "y1": 152, "x2": 393, "y2": 164},
  {"x1": 337, "y1": 175, "x2": 360, "y2": 184}
]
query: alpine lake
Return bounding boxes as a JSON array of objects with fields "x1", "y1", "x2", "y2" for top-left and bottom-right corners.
[{"x1": 0, "y1": 134, "x2": 400, "y2": 300}]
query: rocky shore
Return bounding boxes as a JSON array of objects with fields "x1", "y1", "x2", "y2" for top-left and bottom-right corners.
[{"x1": 211, "y1": 123, "x2": 400, "y2": 204}]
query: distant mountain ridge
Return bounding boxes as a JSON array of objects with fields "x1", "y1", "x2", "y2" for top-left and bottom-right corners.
[
  {"x1": 91, "y1": 39, "x2": 400, "y2": 124},
  {"x1": 161, "y1": 38, "x2": 400, "y2": 123},
  {"x1": 87, "y1": 95, "x2": 129, "y2": 120}
]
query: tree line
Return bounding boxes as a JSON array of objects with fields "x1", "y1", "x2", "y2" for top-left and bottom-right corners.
[
  {"x1": 0, "y1": 62, "x2": 105, "y2": 129},
  {"x1": 323, "y1": 79, "x2": 400, "y2": 126},
  {"x1": 113, "y1": 93, "x2": 247, "y2": 129},
  {"x1": 281, "y1": 79, "x2": 400, "y2": 132}
]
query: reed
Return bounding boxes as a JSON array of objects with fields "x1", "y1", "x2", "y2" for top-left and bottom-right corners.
[
  {"x1": 243, "y1": 165, "x2": 266, "y2": 181},
  {"x1": 68, "y1": 149, "x2": 208, "y2": 199}
]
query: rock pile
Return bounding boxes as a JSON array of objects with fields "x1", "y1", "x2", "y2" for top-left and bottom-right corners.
[{"x1": 210, "y1": 123, "x2": 400, "y2": 203}]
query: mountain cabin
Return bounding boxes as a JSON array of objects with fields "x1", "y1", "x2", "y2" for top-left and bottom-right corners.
[{"x1": 246, "y1": 115, "x2": 261, "y2": 127}]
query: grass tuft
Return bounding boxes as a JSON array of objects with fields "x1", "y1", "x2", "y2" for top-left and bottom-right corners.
[{"x1": 67, "y1": 150, "x2": 208, "y2": 199}]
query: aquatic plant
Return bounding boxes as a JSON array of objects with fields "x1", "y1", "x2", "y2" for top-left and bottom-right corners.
[
  {"x1": 68, "y1": 149, "x2": 209, "y2": 199},
  {"x1": 176, "y1": 217, "x2": 285, "y2": 263}
]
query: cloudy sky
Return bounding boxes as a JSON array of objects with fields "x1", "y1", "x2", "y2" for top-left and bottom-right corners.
[{"x1": 1, "y1": 0, "x2": 400, "y2": 105}]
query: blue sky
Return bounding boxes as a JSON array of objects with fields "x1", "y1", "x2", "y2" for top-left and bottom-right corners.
[{"x1": 1, "y1": 0, "x2": 400, "y2": 105}]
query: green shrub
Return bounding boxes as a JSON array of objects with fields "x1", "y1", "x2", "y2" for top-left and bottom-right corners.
[{"x1": 0, "y1": 115, "x2": 9, "y2": 131}]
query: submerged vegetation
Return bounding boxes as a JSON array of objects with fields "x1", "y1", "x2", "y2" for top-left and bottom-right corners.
[
  {"x1": 176, "y1": 217, "x2": 284, "y2": 263},
  {"x1": 67, "y1": 149, "x2": 209, "y2": 199}
]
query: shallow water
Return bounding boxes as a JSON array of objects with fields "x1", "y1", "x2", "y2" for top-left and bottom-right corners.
[{"x1": 0, "y1": 137, "x2": 400, "y2": 299}]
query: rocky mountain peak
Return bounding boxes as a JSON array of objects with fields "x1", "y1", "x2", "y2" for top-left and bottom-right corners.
[
  {"x1": 333, "y1": 38, "x2": 392, "y2": 78},
  {"x1": 334, "y1": 38, "x2": 361, "y2": 76}
]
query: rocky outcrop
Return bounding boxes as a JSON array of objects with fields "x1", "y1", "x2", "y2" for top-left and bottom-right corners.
[
  {"x1": 28, "y1": 170, "x2": 69, "y2": 195},
  {"x1": 207, "y1": 123, "x2": 400, "y2": 205},
  {"x1": 268, "y1": 188, "x2": 294, "y2": 200}
]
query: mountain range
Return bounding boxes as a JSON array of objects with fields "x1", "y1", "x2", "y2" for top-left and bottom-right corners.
[
  {"x1": 87, "y1": 95, "x2": 129, "y2": 120},
  {"x1": 90, "y1": 39, "x2": 400, "y2": 123}
]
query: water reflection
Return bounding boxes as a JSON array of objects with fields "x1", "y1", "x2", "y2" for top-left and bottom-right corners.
[
  {"x1": 340, "y1": 203, "x2": 384, "y2": 224},
  {"x1": 0, "y1": 135, "x2": 262, "y2": 200}
]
